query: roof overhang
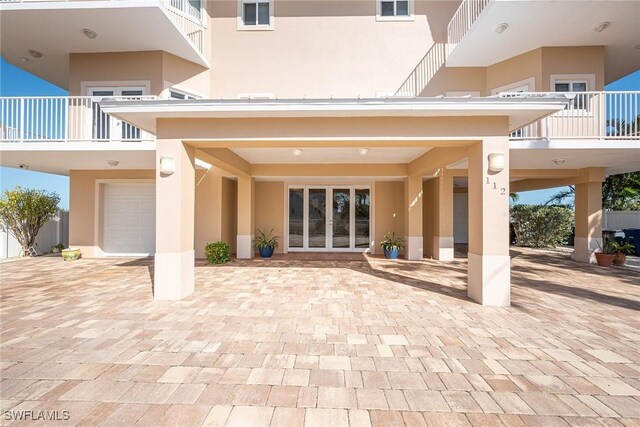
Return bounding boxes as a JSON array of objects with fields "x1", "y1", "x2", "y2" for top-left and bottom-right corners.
[
  {"x1": 0, "y1": 0, "x2": 209, "y2": 89},
  {"x1": 100, "y1": 96, "x2": 571, "y2": 135}
]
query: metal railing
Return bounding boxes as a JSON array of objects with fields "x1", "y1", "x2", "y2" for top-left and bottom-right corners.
[
  {"x1": 447, "y1": 0, "x2": 490, "y2": 47},
  {"x1": 0, "y1": 0, "x2": 205, "y2": 54},
  {"x1": 501, "y1": 91, "x2": 640, "y2": 140},
  {"x1": 395, "y1": 43, "x2": 447, "y2": 97},
  {"x1": 0, "y1": 96, "x2": 157, "y2": 143}
]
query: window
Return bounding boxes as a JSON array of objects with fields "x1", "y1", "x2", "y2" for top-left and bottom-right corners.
[
  {"x1": 379, "y1": 0, "x2": 410, "y2": 17},
  {"x1": 169, "y1": 89, "x2": 198, "y2": 100},
  {"x1": 242, "y1": 0, "x2": 271, "y2": 26},
  {"x1": 554, "y1": 81, "x2": 588, "y2": 109}
]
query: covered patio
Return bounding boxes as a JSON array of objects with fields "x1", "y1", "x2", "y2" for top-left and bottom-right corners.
[{"x1": 1, "y1": 249, "x2": 639, "y2": 426}]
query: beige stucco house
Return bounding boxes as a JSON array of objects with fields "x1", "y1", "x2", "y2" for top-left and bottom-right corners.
[{"x1": 1, "y1": 0, "x2": 639, "y2": 306}]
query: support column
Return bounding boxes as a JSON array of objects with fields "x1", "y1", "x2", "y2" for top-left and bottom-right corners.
[
  {"x1": 237, "y1": 175, "x2": 255, "y2": 259},
  {"x1": 404, "y1": 174, "x2": 423, "y2": 260},
  {"x1": 467, "y1": 137, "x2": 510, "y2": 306},
  {"x1": 573, "y1": 168, "x2": 604, "y2": 263},
  {"x1": 433, "y1": 170, "x2": 454, "y2": 261},
  {"x1": 155, "y1": 139, "x2": 195, "y2": 300}
]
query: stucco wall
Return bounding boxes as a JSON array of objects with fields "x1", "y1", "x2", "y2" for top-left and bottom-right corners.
[
  {"x1": 221, "y1": 177, "x2": 238, "y2": 253},
  {"x1": 374, "y1": 181, "x2": 405, "y2": 255},
  {"x1": 254, "y1": 181, "x2": 285, "y2": 254},
  {"x1": 195, "y1": 169, "x2": 222, "y2": 258},
  {"x1": 422, "y1": 178, "x2": 436, "y2": 257}
]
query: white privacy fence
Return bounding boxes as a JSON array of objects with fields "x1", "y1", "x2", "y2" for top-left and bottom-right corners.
[
  {"x1": 0, "y1": 96, "x2": 156, "y2": 142},
  {"x1": 603, "y1": 211, "x2": 640, "y2": 231},
  {"x1": 0, "y1": 211, "x2": 69, "y2": 259}
]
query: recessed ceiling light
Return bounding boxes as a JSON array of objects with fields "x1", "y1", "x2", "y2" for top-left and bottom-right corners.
[
  {"x1": 107, "y1": 160, "x2": 120, "y2": 167},
  {"x1": 82, "y1": 29, "x2": 98, "y2": 39},
  {"x1": 27, "y1": 49, "x2": 43, "y2": 59},
  {"x1": 291, "y1": 148, "x2": 303, "y2": 156},
  {"x1": 552, "y1": 158, "x2": 567, "y2": 165},
  {"x1": 358, "y1": 148, "x2": 369, "y2": 156},
  {"x1": 20, "y1": 57, "x2": 29, "y2": 63},
  {"x1": 635, "y1": 43, "x2": 640, "y2": 50},
  {"x1": 495, "y1": 23, "x2": 508, "y2": 34},
  {"x1": 593, "y1": 21, "x2": 610, "y2": 33}
]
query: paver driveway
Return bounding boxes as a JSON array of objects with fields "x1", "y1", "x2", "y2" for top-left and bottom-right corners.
[{"x1": 1, "y1": 248, "x2": 639, "y2": 426}]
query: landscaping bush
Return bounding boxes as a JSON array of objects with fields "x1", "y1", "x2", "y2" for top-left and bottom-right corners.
[
  {"x1": 204, "y1": 241, "x2": 231, "y2": 264},
  {"x1": 510, "y1": 205, "x2": 573, "y2": 248}
]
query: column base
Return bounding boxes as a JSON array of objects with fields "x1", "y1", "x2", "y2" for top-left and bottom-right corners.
[
  {"x1": 433, "y1": 236, "x2": 454, "y2": 261},
  {"x1": 154, "y1": 250, "x2": 195, "y2": 300},
  {"x1": 237, "y1": 234, "x2": 255, "y2": 259},
  {"x1": 404, "y1": 236, "x2": 423, "y2": 261},
  {"x1": 572, "y1": 237, "x2": 602, "y2": 264},
  {"x1": 467, "y1": 252, "x2": 510, "y2": 306}
]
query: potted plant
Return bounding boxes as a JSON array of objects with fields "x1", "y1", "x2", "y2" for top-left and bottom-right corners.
[
  {"x1": 380, "y1": 232, "x2": 404, "y2": 259},
  {"x1": 594, "y1": 241, "x2": 615, "y2": 267},
  {"x1": 609, "y1": 241, "x2": 635, "y2": 267},
  {"x1": 50, "y1": 243, "x2": 65, "y2": 254},
  {"x1": 255, "y1": 228, "x2": 279, "y2": 258},
  {"x1": 61, "y1": 248, "x2": 81, "y2": 261}
]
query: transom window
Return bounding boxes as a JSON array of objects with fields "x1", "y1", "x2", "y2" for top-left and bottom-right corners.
[
  {"x1": 242, "y1": 0, "x2": 270, "y2": 26},
  {"x1": 380, "y1": 0, "x2": 410, "y2": 17}
]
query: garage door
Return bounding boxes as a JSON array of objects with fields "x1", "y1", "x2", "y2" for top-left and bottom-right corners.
[{"x1": 103, "y1": 183, "x2": 155, "y2": 255}]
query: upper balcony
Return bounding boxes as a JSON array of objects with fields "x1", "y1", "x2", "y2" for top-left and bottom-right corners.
[
  {"x1": 446, "y1": 0, "x2": 640, "y2": 85},
  {"x1": 0, "y1": 92, "x2": 637, "y2": 146},
  {"x1": 0, "y1": 0, "x2": 208, "y2": 89}
]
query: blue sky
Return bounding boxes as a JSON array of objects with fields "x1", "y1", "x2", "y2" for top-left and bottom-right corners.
[{"x1": 0, "y1": 55, "x2": 638, "y2": 209}]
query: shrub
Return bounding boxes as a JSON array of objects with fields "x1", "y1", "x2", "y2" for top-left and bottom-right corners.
[
  {"x1": 511, "y1": 205, "x2": 573, "y2": 248},
  {"x1": 204, "y1": 241, "x2": 231, "y2": 264}
]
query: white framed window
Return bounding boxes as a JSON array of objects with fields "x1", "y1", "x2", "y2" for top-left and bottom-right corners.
[
  {"x1": 238, "y1": 0, "x2": 274, "y2": 30},
  {"x1": 553, "y1": 81, "x2": 587, "y2": 93},
  {"x1": 551, "y1": 74, "x2": 594, "y2": 109},
  {"x1": 86, "y1": 86, "x2": 147, "y2": 141},
  {"x1": 169, "y1": 89, "x2": 199, "y2": 100},
  {"x1": 377, "y1": 0, "x2": 413, "y2": 21}
]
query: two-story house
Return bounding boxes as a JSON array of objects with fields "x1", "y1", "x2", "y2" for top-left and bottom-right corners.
[{"x1": 1, "y1": 0, "x2": 639, "y2": 306}]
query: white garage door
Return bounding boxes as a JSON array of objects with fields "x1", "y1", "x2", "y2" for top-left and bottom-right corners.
[{"x1": 103, "y1": 183, "x2": 155, "y2": 255}]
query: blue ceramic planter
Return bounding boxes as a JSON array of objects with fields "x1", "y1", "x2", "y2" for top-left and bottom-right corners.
[
  {"x1": 259, "y1": 246, "x2": 275, "y2": 258},
  {"x1": 384, "y1": 248, "x2": 400, "y2": 259}
]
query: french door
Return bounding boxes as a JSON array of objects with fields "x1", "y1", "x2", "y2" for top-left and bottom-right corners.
[
  {"x1": 88, "y1": 87, "x2": 146, "y2": 141},
  {"x1": 287, "y1": 186, "x2": 371, "y2": 252}
]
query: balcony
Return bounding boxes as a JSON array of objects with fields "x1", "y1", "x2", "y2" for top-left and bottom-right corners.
[
  {"x1": 445, "y1": 0, "x2": 640, "y2": 85},
  {"x1": 0, "y1": 0, "x2": 208, "y2": 89},
  {"x1": 0, "y1": 96, "x2": 156, "y2": 143},
  {"x1": 505, "y1": 91, "x2": 640, "y2": 141},
  {"x1": 0, "y1": 93, "x2": 638, "y2": 145}
]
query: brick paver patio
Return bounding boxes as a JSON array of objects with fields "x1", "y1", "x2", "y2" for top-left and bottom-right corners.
[{"x1": 1, "y1": 248, "x2": 639, "y2": 426}]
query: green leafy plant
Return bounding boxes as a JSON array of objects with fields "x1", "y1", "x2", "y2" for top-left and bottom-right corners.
[
  {"x1": 379, "y1": 231, "x2": 404, "y2": 252},
  {"x1": 255, "y1": 228, "x2": 280, "y2": 250},
  {"x1": 595, "y1": 240, "x2": 615, "y2": 254},
  {"x1": 510, "y1": 205, "x2": 573, "y2": 248},
  {"x1": 50, "y1": 243, "x2": 65, "y2": 253},
  {"x1": 607, "y1": 241, "x2": 635, "y2": 255},
  {"x1": 0, "y1": 187, "x2": 60, "y2": 257},
  {"x1": 205, "y1": 241, "x2": 231, "y2": 264}
]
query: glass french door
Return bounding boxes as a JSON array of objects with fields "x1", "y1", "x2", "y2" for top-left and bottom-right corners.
[
  {"x1": 89, "y1": 87, "x2": 145, "y2": 141},
  {"x1": 287, "y1": 186, "x2": 370, "y2": 252}
]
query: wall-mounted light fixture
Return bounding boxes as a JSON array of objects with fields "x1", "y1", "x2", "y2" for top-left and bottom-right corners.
[
  {"x1": 488, "y1": 152, "x2": 505, "y2": 172},
  {"x1": 159, "y1": 156, "x2": 176, "y2": 175}
]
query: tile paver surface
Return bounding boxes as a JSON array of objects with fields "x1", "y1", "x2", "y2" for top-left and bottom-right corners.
[{"x1": 1, "y1": 248, "x2": 639, "y2": 426}]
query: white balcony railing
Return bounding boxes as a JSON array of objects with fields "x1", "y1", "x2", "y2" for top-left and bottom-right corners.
[
  {"x1": 502, "y1": 91, "x2": 640, "y2": 140},
  {"x1": 0, "y1": 0, "x2": 205, "y2": 54},
  {"x1": 0, "y1": 96, "x2": 156, "y2": 143},
  {"x1": 447, "y1": 0, "x2": 490, "y2": 47},
  {"x1": 395, "y1": 43, "x2": 447, "y2": 97}
]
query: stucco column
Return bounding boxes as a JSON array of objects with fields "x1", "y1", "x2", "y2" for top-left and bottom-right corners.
[
  {"x1": 467, "y1": 137, "x2": 510, "y2": 306},
  {"x1": 434, "y1": 170, "x2": 454, "y2": 261},
  {"x1": 404, "y1": 174, "x2": 423, "y2": 260},
  {"x1": 154, "y1": 139, "x2": 195, "y2": 300},
  {"x1": 573, "y1": 168, "x2": 604, "y2": 263},
  {"x1": 237, "y1": 175, "x2": 255, "y2": 259}
]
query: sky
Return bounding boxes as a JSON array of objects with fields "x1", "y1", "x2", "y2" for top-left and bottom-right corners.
[{"x1": 0, "y1": 55, "x2": 639, "y2": 209}]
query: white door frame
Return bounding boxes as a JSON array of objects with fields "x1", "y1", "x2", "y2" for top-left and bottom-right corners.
[{"x1": 286, "y1": 184, "x2": 372, "y2": 253}]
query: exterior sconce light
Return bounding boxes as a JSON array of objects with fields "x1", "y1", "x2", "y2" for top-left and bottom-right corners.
[
  {"x1": 159, "y1": 156, "x2": 176, "y2": 175},
  {"x1": 488, "y1": 152, "x2": 505, "y2": 172}
]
